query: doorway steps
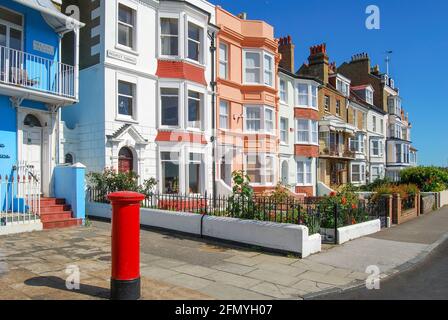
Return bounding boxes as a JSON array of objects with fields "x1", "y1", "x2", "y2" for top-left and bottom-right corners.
[{"x1": 39, "y1": 198, "x2": 82, "y2": 230}]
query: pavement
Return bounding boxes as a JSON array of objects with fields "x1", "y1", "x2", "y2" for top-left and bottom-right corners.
[
  {"x1": 0, "y1": 206, "x2": 447, "y2": 300},
  {"x1": 314, "y1": 236, "x2": 448, "y2": 299}
]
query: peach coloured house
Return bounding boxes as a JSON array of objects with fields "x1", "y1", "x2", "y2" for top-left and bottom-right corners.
[{"x1": 215, "y1": 7, "x2": 280, "y2": 193}]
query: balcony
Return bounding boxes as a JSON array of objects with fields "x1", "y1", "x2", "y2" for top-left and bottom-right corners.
[
  {"x1": 0, "y1": 45, "x2": 76, "y2": 103},
  {"x1": 320, "y1": 144, "x2": 355, "y2": 159}
]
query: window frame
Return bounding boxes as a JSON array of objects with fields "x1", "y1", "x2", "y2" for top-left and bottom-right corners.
[
  {"x1": 186, "y1": 90, "x2": 203, "y2": 131},
  {"x1": 186, "y1": 21, "x2": 203, "y2": 63},
  {"x1": 279, "y1": 79, "x2": 287, "y2": 103},
  {"x1": 244, "y1": 153, "x2": 276, "y2": 186},
  {"x1": 160, "y1": 151, "x2": 180, "y2": 194},
  {"x1": 116, "y1": 78, "x2": 137, "y2": 121},
  {"x1": 160, "y1": 86, "x2": 180, "y2": 128},
  {"x1": 295, "y1": 119, "x2": 318, "y2": 145},
  {"x1": 296, "y1": 159, "x2": 313, "y2": 186},
  {"x1": 117, "y1": 3, "x2": 137, "y2": 51},
  {"x1": 186, "y1": 152, "x2": 204, "y2": 195},
  {"x1": 351, "y1": 163, "x2": 366, "y2": 183},
  {"x1": 244, "y1": 105, "x2": 276, "y2": 134},
  {"x1": 280, "y1": 117, "x2": 288, "y2": 144},
  {"x1": 219, "y1": 100, "x2": 229, "y2": 130},
  {"x1": 243, "y1": 49, "x2": 275, "y2": 87},
  {"x1": 219, "y1": 42, "x2": 229, "y2": 80},
  {"x1": 159, "y1": 16, "x2": 179, "y2": 58}
]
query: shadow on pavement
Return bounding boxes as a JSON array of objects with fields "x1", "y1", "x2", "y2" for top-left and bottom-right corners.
[{"x1": 24, "y1": 276, "x2": 110, "y2": 299}]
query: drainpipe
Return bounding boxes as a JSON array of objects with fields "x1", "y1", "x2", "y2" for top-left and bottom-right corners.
[{"x1": 208, "y1": 31, "x2": 217, "y2": 205}]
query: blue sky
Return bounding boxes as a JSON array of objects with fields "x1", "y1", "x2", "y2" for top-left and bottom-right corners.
[{"x1": 213, "y1": 0, "x2": 448, "y2": 166}]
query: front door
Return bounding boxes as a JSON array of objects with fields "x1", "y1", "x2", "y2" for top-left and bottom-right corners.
[{"x1": 22, "y1": 127, "x2": 42, "y2": 182}]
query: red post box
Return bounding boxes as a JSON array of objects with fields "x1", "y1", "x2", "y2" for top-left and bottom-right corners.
[{"x1": 108, "y1": 191, "x2": 145, "y2": 300}]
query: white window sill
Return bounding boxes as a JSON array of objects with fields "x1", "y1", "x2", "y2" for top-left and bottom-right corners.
[
  {"x1": 295, "y1": 142, "x2": 319, "y2": 146},
  {"x1": 116, "y1": 116, "x2": 138, "y2": 124},
  {"x1": 158, "y1": 125, "x2": 181, "y2": 131},
  {"x1": 296, "y1": 184, "x2": 313, "y2": 187},
  {"x1": 115, "y1": 44, "x2": 139, "y2": 56}
]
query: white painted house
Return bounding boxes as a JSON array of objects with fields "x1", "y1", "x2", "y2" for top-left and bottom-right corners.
[{"x1": 61, "y1": 0, "x2": 217, "y2": 195}]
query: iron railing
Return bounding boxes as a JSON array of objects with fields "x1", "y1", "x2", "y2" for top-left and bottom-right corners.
[
  {"x1": 0, "y1": 165, "x2": 40, "y2": 227},
  {"x1": 87, "y1": 188, "x2": 389, "y2": 244},
  {"x1": 0, "y1": 45, "x2": 75, "y2": 99}
]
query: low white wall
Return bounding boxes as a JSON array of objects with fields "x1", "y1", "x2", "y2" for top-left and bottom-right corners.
[
  {"x1": 439, "y1": 190, "x2": 448, "y2": 207},
  {"x1": 86, "y1": 201, "x2": 321, "y2": 257},
  {"x1": 337, "y1": 219, "x2": 381, "y2": 244},
  {"x1": 0, "y1": 221, "x2": 43, "y2": 236},
  {"x1": 140, "y1": 208, "x2": 202, "y2": 235},
  {"x1": 202, "y1": 216, "x2": 321, "y2": 258}
]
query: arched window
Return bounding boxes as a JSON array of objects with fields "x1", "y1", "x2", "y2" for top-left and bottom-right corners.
[
  {"x1": 24, "y1": 114, "x2": 42, "y2": 127},
  {"x1": 118, "y1": 147, "x2": 134, "y2": 173},
  {"x1": 65, "y1": 153, "x2": 74, "y2": 165}
]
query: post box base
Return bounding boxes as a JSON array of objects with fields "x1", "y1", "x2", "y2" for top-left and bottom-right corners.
[{"x1": 110, "y1": 278, "x2": 141, "y2": 300}]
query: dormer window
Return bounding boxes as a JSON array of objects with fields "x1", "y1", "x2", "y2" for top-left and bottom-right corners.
[
  {"x1": 336, "y1": 78, "x2": 350, "y2": 97},
  {"x1": 366, "y1": 89, "x2": 374, "y2": 105}
]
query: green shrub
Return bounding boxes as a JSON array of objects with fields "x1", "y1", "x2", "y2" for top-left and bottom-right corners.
[
  {"x1": 87, "y1": 168, "x2": 157, "y2": 199},
  {"x1": 400, "y1": 166, "x2": 448, "y2": 192}
]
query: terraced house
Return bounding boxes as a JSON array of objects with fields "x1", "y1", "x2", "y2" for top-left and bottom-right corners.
[
  {"x1": 277, "y1": 36, "x2": 319, "y2": 197},
  {"x1": 297, "y1": 44, "x2": 357, "y2": 193},
  {"x1": 0, "y1": 0, "x2": 83, "y2": 233},
  {"x1": 215, "y1": 8, "x2": 280, "y2": 195},
  {"x1": 338, "y1": 53, "x2": 417, "y2": 181},
  {"x1": 61, "y1": 0, "x2": 217, "y2": 195}
]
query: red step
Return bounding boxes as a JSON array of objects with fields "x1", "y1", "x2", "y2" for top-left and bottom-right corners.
[
  {"x1": 40, "y1": 212, "x2": 74, "y2": 222},
  {"x1": 40, "y1": 197, "x2": 82, "y2": 230},
  {"x1": 40, "y1": 198, "x2": 66, "y2": 205},
  {"x1": 43, "y1": 218, "x2": 82, "y2": 230}
]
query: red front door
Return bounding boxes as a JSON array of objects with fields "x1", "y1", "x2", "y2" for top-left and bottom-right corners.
[{"x1": 118, "y1": 147, "x2": 133, "y2": 173}]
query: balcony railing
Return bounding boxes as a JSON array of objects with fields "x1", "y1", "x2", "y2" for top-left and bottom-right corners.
[
  {"x1": 0, "y1": 45, "x2": 75, "y2": 99},
  {"x1": 320, "y1": 145, "x2": 355, "y2": 159}
]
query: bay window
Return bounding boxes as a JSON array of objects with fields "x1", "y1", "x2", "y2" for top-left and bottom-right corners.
[
  {"x1": 161, "y1": 88, "x2": 179, "y2": 126},
  {"x1": 219, "y1": 100, "x2": 229, "y2": 129},
  {"x1": 246, "y1": 154, "x2": 262, "y2": 184},
  {"x1": 298, "y1": 84, "x2": 308, "y2": 106},
  {"x1": 118, "y1": 4, "x2": 135, "y2": 49},
  {"x1": 371, "y1": 140, "x2": 383, "y2": 157},
  {"x1": 296, "y1": 119, "x2": 318, "y2": 144},
  {"x1": 351, "y1": 163, "x2": 366, "y2": 183},
  {"x1": 243, "y1": 50, "x2": 274, "y2": 86},
  {"x1": 245, "y1": 107, "x2": 261, "y2": 132},
  {"x1": 297, "y1": 83, "x2": 318, "y2": 109},
  {"x1": 350, "y1": 133, "x2": 365, "y2": 153},
  {"x1": 245, "y1": 154, "x2": 275, "y2": 185},
  {"x1": 244, "y1": 106, "x2": 275, "y2": 133},
  {"x1": 187, "y1": 22, "x2": 202, "y2": 62},
  {"x1": 297, "y1": 160, "x2": 312, "y2": 185},
  {"x1": 160, "y1": 18, "x2": 178, "y2": 56},
  {"x1": 161, "y1": 152, "x2": 179, "y2": 194},
  {"x1": 244, "y1": 51, "x2": 261, "y2": 83},
  {"x1": 219, "y1": 43, "x2": 228, "y2": 79}
]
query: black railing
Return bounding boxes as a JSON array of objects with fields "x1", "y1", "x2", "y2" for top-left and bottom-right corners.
[{"x1": 87, "y1": 188, "x2": 390, "y2": 244}]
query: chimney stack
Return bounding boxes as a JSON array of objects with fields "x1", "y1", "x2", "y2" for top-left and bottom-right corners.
[
  {"x1": 278, "y1": 35, "x2": 295, "y2": 73},
  {"x1": 306, "y1": 43, "x2": 329, "y2": 84},
  {"x1": 349, "y1": 52, "x2": 371, "y2": 75}
]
